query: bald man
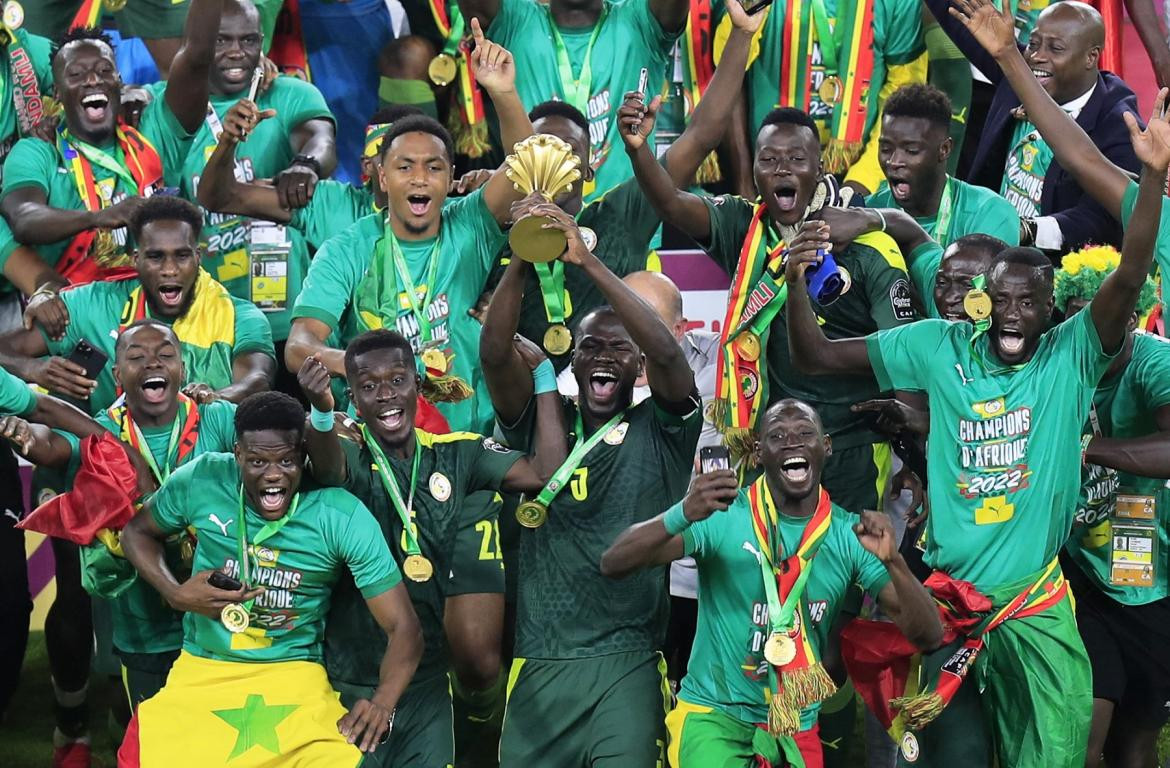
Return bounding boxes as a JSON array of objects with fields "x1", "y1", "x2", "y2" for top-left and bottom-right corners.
[{"x1": 926, "y1": 0, "x2": 1140, "y2": 253}]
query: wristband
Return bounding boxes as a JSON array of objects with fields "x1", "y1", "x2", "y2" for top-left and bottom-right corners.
[
  {"x1": 310, "y1": 405, "x2": 334, "y2": 432},
  {"x1": 532, "y1": 359, "x2": 557, "y2": 395},
  {"x1": 663, "y1": 503, "x2": 692, "y2": 536},
  {"x1": 874, "y1": 209, "x2": 887, "y2": 232},
  {"x1": 291, "y1": 153, "x2": 323, "y2": 177}
]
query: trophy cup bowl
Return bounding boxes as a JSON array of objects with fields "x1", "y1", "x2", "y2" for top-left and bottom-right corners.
[{"x1": 505, "y1": 134, "x2": 582, "y2": 263}]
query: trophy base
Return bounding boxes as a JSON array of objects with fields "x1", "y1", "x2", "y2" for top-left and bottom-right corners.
[{"x1": 509, "y1": 215, "x2": 567, "y2": 264}]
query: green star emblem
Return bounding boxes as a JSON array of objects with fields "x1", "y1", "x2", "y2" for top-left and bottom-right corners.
[{"x1": 213, "y1": 693, "x2": 299, "y2": 760}]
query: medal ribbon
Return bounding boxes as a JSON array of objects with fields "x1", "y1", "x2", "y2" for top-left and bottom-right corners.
[
  {"x1": 111, "y1": 394, "x2": 201, "y2": 486},
  {"x1": 534, "y1": 261, "x2": 568, "y2": 325},
  {"x1": 362, "y1": 425, "x2": 425, "y2": 560},
  {"x1": 4, "y1": 28, "x2": 47, "y2": 136},
  {"x1": 371, "y1": 217, "x2": 442, "y2": 345},
  {"x1": 933, "y1": 176, "x2": 955, "y2": 246},
  {"x1": 235, "y1": 486, "x2": 302, "y2": 614},
  {"x1": 530, "y1": 408, "x2": 625, "y2": 507},
  {"x1": 546, "y1": 8, "x2": 607, "y2": 115}
]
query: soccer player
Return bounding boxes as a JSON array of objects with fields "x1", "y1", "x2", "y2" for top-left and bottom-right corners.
[
  {"x1": 118, "y1": 391, "x2": 423, "y2": 765},
  {"x1": 0, "y1": 195, "x2": 275, "y2": 411},
  {"x1": 295, "y1": 329, "x2": 566, "y2": 767},
  {"x1": 287, "y1": 19, "x2": 531, "y2": 433},
  {"x1": 782, "y1": 86, "x2": 1169, "y2": 768},
  {"x1": 1052, "y1": 250, "x2": 1170, "y2": 768},
  {"x1": 457, "y1": 0, "x2": 689, "y2": 202},
  {"x1": 4, "y1": 319, "x2": 240, "y2": 706},
  {"x1": 482, "y1": 198, "x2": 701, "y2": 767},
  {"x1": 0, "y1": 2, "x2": 221, "y2": 288},
  {"x1": 867, "y1": 84, "x2": 1019, "y2": 248},
  {"x1": 601, "y1": 399, "x2": 942, "y2": 768},
  {"x1": 625, "y1": 101, "x2": 916, "y2": 512}
]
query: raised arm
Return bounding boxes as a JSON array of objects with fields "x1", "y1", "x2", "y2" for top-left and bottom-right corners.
[
  {"x1": 298, "y1": 355, "x2": 348, "y2": 486},
  {"x1": 1085, "y1": 403, "x2": 1170, "y2": 477},
  {"x1": 858, "y1": 510, "x2": 944, "y2": 651},
  {"x1": 1124, "y1": 0, "x2": 1170, "y2": 89},
  {"x1": 601, "y1": 470, "x2": 739, "y2": 578},
  {"x1": 163, "y1": 0, "x2": 223, "y2": 133},
  {"x1": 479, "y1": 243, "x2": 535, "y2": 427},
  {"x1": 1089, "y1": 97, "x2": 1169, "y2": 354},
  {"x1": 949, "y1": 0, "x2": 1132, "y2": 219},
  {"x1": 196, "y1": 100, "x2": 291, "y2": 222},
  {"x1": 338, "y1": 585, "x2": 423, "y2": 754},
  {"x1": 661, "y1": 1, "x2": 766, "y2": 187},
  {"x1": 620, "y1": 96, "x2": 713, "y2": 243},
  {"x1": 498, "y1": 337, "x2": 569, "y2": 492},
  {"x1": 784, "y1": 221, "x2": 875, "y2": 376}
]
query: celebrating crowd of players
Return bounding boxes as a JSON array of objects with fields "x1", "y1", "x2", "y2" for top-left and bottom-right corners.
[{"x1": 0, "y1": 0, "x2": 1169, "y2": 766}]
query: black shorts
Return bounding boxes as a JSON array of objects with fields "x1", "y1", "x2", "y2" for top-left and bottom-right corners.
[{"x1": 1072, "y1": 574, "x2": 1170, "y2": 728}]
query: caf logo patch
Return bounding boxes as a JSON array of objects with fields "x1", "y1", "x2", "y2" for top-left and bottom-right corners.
[
  {"x1": 603, "y1": 422, "x2": 629, "y2": 445},
  {"x1": 429, "y1": 472, "x2": 452, "y2": 502},
  {"x1": 739, "y1": 368, "x2": 759, "y2": 399},
  {"x1": 254, "y1": 546, "x2": 277, "y2": 564},
  {"x1": 900, "y1": 732, "x2": 920, "y2": 762}
]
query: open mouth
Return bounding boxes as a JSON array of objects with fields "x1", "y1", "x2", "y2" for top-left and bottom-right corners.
[
  {"x1": 888, "y1": 177, "x2": 911, "y2": 201},
  {"x1": 259, "y1": 486, "x2": 288, "y2": 512},
  {"x1": 407, "y1": 194, "x2": 431, "y2": 217},
  {"x1": 943, "y1": 309, "x2": 966, "y2": 322},
  {"x1": 221, "y1": 65, "x2": 250, "y2": 83},
  {"x1": 157, "y1": 285, "x2": 183, "y2": 308},
  {"x1": 141, "y1": 375, "x2": 169, "y2": 404},
  {"x1": 997, "y1": 328, "x2": 1026, "y2": 356},
  {"x1": 772, "y1": 185, "x2": 799, "y2": 213},
  {"x1": 781, "y1": 456, "x2": 811, "y2": 484},
  {"x1": 1031, "y1": 68, "x2": 1053, "y2": 84},
  {"x1": 376, "y1": 408, "x2": 405, "y2": 432},
  {"x1": 588, "y1": 369, "x2": 619, "y2": 400},
  {"x1": 81, "y1": 93, "x2": 109, "y2": 123}
]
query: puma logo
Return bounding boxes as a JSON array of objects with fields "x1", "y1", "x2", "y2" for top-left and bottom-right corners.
[
  {"x1": 742, "y1": 542, "x2": 763, "y2": 563},
  {"x1": 955, "y1": 364, "x2": 973, "y2": 386},
  {"x1": 2, "y1": 508, "x2": 18, "y2": 524},
  {"x1": 208, "y1": 514, "x2": 233, "y2": 536}
]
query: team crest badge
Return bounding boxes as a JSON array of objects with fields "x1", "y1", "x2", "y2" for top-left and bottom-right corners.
[
  {"x1": 429, "y1": 472, "x2": 452, "y2": 502},
  {"x1": 900, "y1": 732, "x2": 920, "y2": 762},
  {"x1": 254, "y1": 546, "x2": 277, "y2": 565},
  {"x1": 603, "y1": 422, "x2": 629, "y2": 445},
  {"x1": 972, "y1": 397, "x2": 1006, "y2": 419}
]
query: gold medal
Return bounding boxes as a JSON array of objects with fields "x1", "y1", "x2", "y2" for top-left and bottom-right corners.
[
  {"x1": 103, "y1": 0, "x2": 128, "y2": 11},
  {"x1": 543, "y1": 324, "x2": 572, "y2": 355},
  {"x1": 818, "y1": 76, "x2": 843, "y2": 105},
  {"x1": 516, "y1": 500, "x2": 548, "y2": 528},
  {"x1": 428, "y1": 53, "x2": 458, "y2": 87},
  {"x1": 735, "y1": 331, "x2": 761, "y2": 362},
  {"x1": 402, "y1": 553, "x2": 434, "y2": 582},
  {"x1": 420, "y1": 347, "x2": 448, "y2": 375},
  {"x1": 221, "y1": 603, "x2": 250, "y2": 633},
  {"x1": 964, "y1": 289, "x2": 992, "y2": 321},
  {"x1": 763, "y1": 632, "x2": 797, "y2": 667},
  {"x1": 3, "y1": 1, "x2": 24, "y2": 29}
]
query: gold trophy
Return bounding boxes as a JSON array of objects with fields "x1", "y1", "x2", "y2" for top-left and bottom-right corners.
[{"x1": 505, "y1": 134, "x2": 582, "y2": 264}]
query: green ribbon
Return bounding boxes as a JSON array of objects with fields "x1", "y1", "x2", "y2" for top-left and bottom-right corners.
[
  {"x1": 810, "y1": 0, "x2": 845, "y2": 76},
  {"x1": 530, "y1": 408, "x2": 624, "y2": 507},
  {"x1": 358, "y1": 217, "x2": 442, "y2": 343},
  {"x1": 546, "y1": 8, "x2": 608, "y2": 114},
  {"x1": 67, "y1": 134, "x2": 139, "y2": 192},
  {"x1": 442, "y1": 5, "x2": 465, "y2": 57},
  {"x1": 236, "y1": 486, "x2": 301, "y2": 615},
  {"x1": 362, "y1": 425, "x2": 424, "y2": 559},
  {"x1": 534, "y1": 261, "x2": 568, "y2": 325},
  {"x1": 129, "y1": 415, "x2": 184, "y2": 486}
]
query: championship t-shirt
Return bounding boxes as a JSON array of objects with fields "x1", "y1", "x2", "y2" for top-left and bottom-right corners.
[
  {"x1": 703, "y1": 194, "x2": 918, "y2": 451},
  {"x1": 288, "y1": 180, "x2": 375, "y2": 251},
  {"x1": 866, "y1": 176, "x2": 1020, "y2": 248},
  {"x1": 150, "y1": 452, "x2": 401, "y2": 664},
  {"x1": 42, "y1": 277, "x2": 275, "y2": 413},
  {"x1": 0, "y1": 96, "x2": 195, "y2": 271},
  {"x1": 292, "y1": 189, "x2": 505, "y2": 433},
  {"x1": 1119, "y1": 179, "x2": 1170, "y2": 319},
  {"x1": 154, "y1": 76, "x2": 334, "y2": 342},
  {"x1": 680, "y1": 493, "x2": 888, "y2": 728},
  {"x1": 1066, "y1": 331, "x2": 1170, "y2": 605},
  {"x1": 325, "y1": 429, "x2": 521, "y2": 686},
  {"x1": 866, "y1": 309, "x2": 1114, "y2": 591},
  {"x1": 904, "y1": 241, "x2": 945, "y2": 319},
  {"x1": 58, "y1": 400, "x2": 238, "y2": 655},
  {"x1": 0, "y1": 29, "x2": 53, "y2": 175},
  {"x1": 1000, "y1": 120, "x2": 1052, "y2": 219},
  {"x1": 487, "y1": 0, "x2": 678, "y2": 203},
  {"x1": 503, "y1": 395, "x2": 701, "y2": 659}
]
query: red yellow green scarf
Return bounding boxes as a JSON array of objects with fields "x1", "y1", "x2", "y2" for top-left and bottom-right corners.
[
  {"x1": 751, "y1": 478, "x2": 836, "y2": 735},
  {"x1": 683, "y1": 0, "x2": 720, "y2": 183},
  {"x1": 428, "y1": 0, "x2": 489, "y2": 158},
  {"x1": 108, "y1": 393, "x2": 201, "y2": 485},
  {"x1": 68, "y1": 0, "x2": 103, "y2": 29},
  {"x1": 1, "y1": 26, "x2": 49, "y2": 136}
]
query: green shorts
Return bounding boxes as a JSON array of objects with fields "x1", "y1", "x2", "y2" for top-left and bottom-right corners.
[
  {"x1": 500, "y1": 651, "x2": 669, "y2": 768},
  {"x1": 333, "y1": 673, "x2": 454, "y2": 768},
  {"x1": 822, "y1": 442, "x2": 891, "y2": 513},
  {"x1": 115, "y1": 0, "x2": 191, "y2": 40},
  {"x1": 119, "y1": 649, "x2": 180, "y2": 708}
]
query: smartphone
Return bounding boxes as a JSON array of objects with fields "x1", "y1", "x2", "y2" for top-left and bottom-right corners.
[
  {"x1": 247, "y1": 66, "x2": 264, "y2": 102},
  {"x1": 66, "y1": 339, "x2": 108, "y2": 381},
  {"x1": 208, "y1": 570, "x2": 243, "y2": 591},
  {"x1": 740, "y1": 0, "x2": 775, "y2": 14},
  {"x1": 699, "y1": 445, "x2": 731, "y2": 475}
]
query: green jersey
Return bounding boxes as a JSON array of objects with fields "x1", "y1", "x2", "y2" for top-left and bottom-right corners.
[
  {"x1": 1066, "y1": 331, "x2": 1170, "y2": 605},
  {"x1": 58, "y1": 400, "x2": 238, "y2": 654},
  {"x1": 743, "y1": 0, "x2": 923, "y2": 146},
  {"x1": 492, "y1": 176, "x2": 659, "y2": 371},
  {"x1": 288, "y1": 180, "x2": 376, "y2": 251},
  {"x1": 503, "y1": 396, "x2": 701, "y2": 659},
  {"x1": 487, "y1": 0, "x2": 678, "y2": 203},
  {"x1": 703, "y1": 194, "x2": 918, "y2": 450},
  {"x1": 680, "y1": 493, "x2": 889, "y2": 728},
  {"x1": 866, "y1": 176, "x2": 1020, "y2": 248},
  {"x1": 1001, "y1": 121, "x2": 1052, "y2": 219},
  {"x1": 0, "y1": 97, "x2": 194, "y2": 271},
  {"x1": 154, "y1": 76, "x2": 333, "y2": 342},
  {"x1": 292, "y1": 190, "x2": 505, "y2": 432},
  {"x1": 150, "y1": 452, "x2": 401, "y2": 664},
  {"x1": 0, "y1": 29, "x2": 53, "y2": 174},
  {"x1": 42, "y1": 276, "x2": 275, "y2": 413},
  {"x1": 1120, "y1": 179, "x2": 1170, "y2": 319},
  {"x1": 0, "y1": 361, "x2": 35, "y2": 415},
  {"x1": 866, "y1": 309, "x2": 1114, "y2": 592},
  {"x1": 904, "y1": 241, "x2": 945, "y2": 319},
  {"x1": 325, "y1": 429, "x2": 522, "y2": 686}
]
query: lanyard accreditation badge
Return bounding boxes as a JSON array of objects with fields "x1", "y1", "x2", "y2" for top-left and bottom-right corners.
[
  {"x1": 363, "y1": 426, "x2": 435, "y2": 582},
  {"x1": 221, "y1": 487, "x2": 302, "y2": 633}
]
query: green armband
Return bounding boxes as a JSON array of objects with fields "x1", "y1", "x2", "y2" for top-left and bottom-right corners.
[{"x1": 663, "y1": 503, "x2": 691, "y2": 536}]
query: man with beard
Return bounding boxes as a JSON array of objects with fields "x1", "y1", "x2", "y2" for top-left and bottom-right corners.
[
  {"x1": 0, "y1": 4, "x2": 221, "y2": 291},
  {"x1": 782, "y1": 84, "x2": 1169, "y2": 767},
  {"x1": 601, "y1": 399, "x2": 942, "y2": 768},
  {"x1": 3, "y1": 319, "x2": 240, "y2": 707},
  {"x1": 481, "y1": 200, "x2": 700, "y2": 767},
  {"x1": 867, "y1": 84, "x2": 1019, "y2": 248},
  {"x1": 625, "y1": 100, "x2": 916, "y2": 513},
  {"x1": 118, "y1": 391, "x2": 423, "y2": 766},
  {"x1": 296, "y1": 329, "x2": 566, "y2": 767}
]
